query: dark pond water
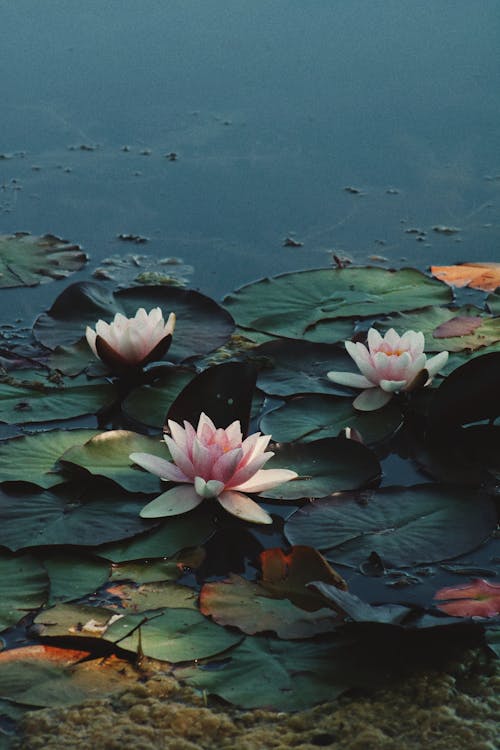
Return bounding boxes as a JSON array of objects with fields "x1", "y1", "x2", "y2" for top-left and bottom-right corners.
[{"x1": 1, "y1": 0, "x2": 499, "y2": 322}]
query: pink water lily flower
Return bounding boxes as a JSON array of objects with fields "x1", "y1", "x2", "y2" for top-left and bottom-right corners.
[
  {"x1": 86, "y1": 307, "x2": 176, "y2": 371},
  {"x1": 327, "y1": 328, "x2": 448, "y2": 411},
  {"x1": 130, "y1": 413, "x2": 298, "y2": 524}
]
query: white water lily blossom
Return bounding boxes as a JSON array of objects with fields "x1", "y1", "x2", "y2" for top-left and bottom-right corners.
[
  {"x1": 130, "y1": 412, "x2": 298, "y2": 524},
  {"x1": 86, "y1": 307, "x2": 176, "y2": 371},
  {"x1": 327, "y1": 328, "x2": 449, "y2": 411}
]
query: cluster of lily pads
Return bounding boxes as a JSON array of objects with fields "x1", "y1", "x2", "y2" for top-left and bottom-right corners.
[{"x1": 0, "y1": 233, "x2": 499, "y2": 729}]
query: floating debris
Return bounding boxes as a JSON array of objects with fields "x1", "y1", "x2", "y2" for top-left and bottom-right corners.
[
  {"x1": 140, "y1": 148, "x2": 152, "y2": 156},
  {"x1": 68, "y1": 144, "x2": 98, "y2": 151},
  {"x1": 385, "y1": 188, "x2": 400, "y2": 195},
  {"x1": 344, "y1": 186, "x2": 362, "y2": 194},
  {"x1": 283, "y1": 237, "x2": 303, "y2": 248},
  {"x1": 164, "y1": 152, "x2": 178, "y2": 161},
  {"x1": 433, "y1": 225, "x2": 461, "y2": 235},
  {"x1": 92, "y1": 253, "x2": 193, "y2": 288},
  {"x1": 116, "y1": 233, "x2": 149, "y2": 244}
]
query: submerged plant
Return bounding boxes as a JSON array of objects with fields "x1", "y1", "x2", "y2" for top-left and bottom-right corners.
[
  {"x1": 327, "y1": 328, "x2": 448, "y2": 411},
  {"x1": 86, "y1": 307, "x2": 176, "y2": 371},
  {"x1": 130, "y1": 412, "x2": 298, "y2": 524}
]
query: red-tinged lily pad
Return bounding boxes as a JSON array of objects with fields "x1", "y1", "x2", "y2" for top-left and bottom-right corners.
[
  {"x1": 200, "y1": 546, "x2": 346, "y2": 639},
  {"x1": 0, "y1": 646, "x2": 138, "y2": 707},
  {"x1": 33, "y1": 281, "x2": 235, "y2": 362},
  {"x1": 0, "y1": 233, "x2": 87, "y2": 288},
  {"x1": 434, "y1": 579, "x2": 500, "y2": 618},
  {"x1": 432, "y1": 316, "x2": 484, "y2": 339},
  {"x1": 200, "y1": 574, "x2": 340, "y2": 639}
]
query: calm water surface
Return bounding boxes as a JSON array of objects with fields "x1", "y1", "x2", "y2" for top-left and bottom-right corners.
[{"x1": 0, "y1": 0, "x2": 499, "y2": 315}]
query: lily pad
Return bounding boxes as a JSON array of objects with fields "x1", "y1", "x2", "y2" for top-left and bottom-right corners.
[
  {"x1": 486, "y1": 292, "x2": 500, "y2": 315},
  {"x1": 95, "y1": 504, "x2": 216, "y2": 562},
  {"x1": 253, "y1": 340, "x2": 354, "y2": 397},
  {"x1": 260, "y1": 438, "x2": 381, "y2": 500},
  {"x1": 0, "y1": 373, "x2": 117, "y2": 425},
  {"x1": 104, "y1": 581, "x2": 197, "y2": 612},
  {"x1": 0, "y1": 429, "x2": 101, "y2": 488},
  {"x1": 105, "y1": 608, "x2": 241, "y2": 662},
  {"x1": 224, "y1": 267, "x2": 451, "y2": 341},
  {"x1": 109, "y1": 548, "x2": 205, "y2": 584},
  {"x1": 33, "y1": 282, "x2": 235, "y2": 362},
  {"x1": 179, "y1": 634, "x2": 367, "y2": 710},
  {"x1": 285, "y1": 485, "x2": 497, "y2": 568},
  {"x1": 0, "y1": 646, "x2": 137, "y2": 707},
  {"x1": 200, "y1": 574, "x2": 339, "y2": 639},
  {"x1": 0, "y1": 552, "x2": 48, "y2": 631},
  {"x1": 121, "y1": 369, "x2": 195, "y2": 428},
  {"x1": 0, "y1": 233, "x2": 86, "y2": 288},
  {"x1": 40, "y1": 551, "x2": 111, "y2": 605},
  {"x1": 0, "y1": 482, "x2": 158, "y2": 551},
  {"x1": 260, "y1": 395, "x2": 403, "y2": 445},
  {"x1": 60, "y1": 430, "x2": 168, "y2": 493},
  {"x1": 310, "y1": 581, "x2": 411, "y2": 624},
  {"x1": 377, "y1": 306, "x2": 500, "y2": 352}
]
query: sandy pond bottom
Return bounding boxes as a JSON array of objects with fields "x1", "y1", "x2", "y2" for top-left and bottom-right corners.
[{"x1": 15, "y1": 651, "x2": 499, "y2": 750}]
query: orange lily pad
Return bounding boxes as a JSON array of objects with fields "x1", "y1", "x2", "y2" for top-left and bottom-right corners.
[
  {"x1": 434, "y1": 578, "x2": 500, "y2": 617},
  {"x1": 431, "y1": 263, "x2": 500, "y2": 293},
  {"x1": 432, "y1": 315, "x2": 484, "y2": 338}
]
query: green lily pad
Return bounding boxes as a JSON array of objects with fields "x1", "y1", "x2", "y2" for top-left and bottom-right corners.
[
  {"x1": 486, "y1": 292, "x2": 500, "y2": 315},
  {"x1": 0, "y1": 553, "x2": 48, "y2": 631},
  {"x1": 122, "y1": 369, "x2": 195, "y2": 428},
  {"x1": 60, "y1": 430, "x2": 168, "y2": 493},
  {"x1": 95, "y1": 504, "x2": 216, "y2": 562},
  {"x1": 0, "y1": 233, "x2": 86, "y2": 288},
  {"x1": 0, "y1": 429, "x2": 101, "y2": 488},
  {"x1": 260, "y1": 438, "x2": 381, "y2": 500},
  {"x1": 253, "y1": 340, "x2": 354, "y2": 397},
  {"x1": 48, "y1": 340, "x2": 107, "y2": 377},
  {"x1": 0, "y1": 482, "x2": 158, "y2": 551},
  {"x1": 105, "y1": 608, "x2": 241, "y2": 662},
  {"x1": 0, "y1": 373, "x2": 117, "y2": 425},
  {"x1": 104, "y1": 581, "x2": 197, "y2": 612},
  {"x1": 40, "y1": 551, "x2": 111, "y2": 605},
  {"x1": 109, "y1": 548, "x2": 205, "y2": 584},
  {"x1": 200, "y1": 574, "x2": 339, "y2": 639},
  {"x1": 377, "y1": 306, "x2": 500, "y2": 352},
  {"x1": 224, "y1": 267, "x2": 452, "y2": 341},
  {"x1": 261, "y1": 395, "x2": 403, "y2": 444},
  {"x1": 285, "y1": 484, "x2": 497, "y2": 568},
  {"x1": 33, "y1": 282, "x2": 235, "y2": 362},
  {"x1": 485, "y1": 626, "x2": 500, "y2": 658},
  {"x1": 179, "y1": 634, "x2": 366, "y2": 710}
]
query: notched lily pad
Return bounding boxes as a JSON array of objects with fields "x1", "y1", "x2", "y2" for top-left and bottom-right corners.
[
  {"x1": 33, "y1": 281, "x2": 235, "y2": 362},
  {"x1": 0, "y1": 233, "x2": 87, "y2": 288},
  {"x1": 260, "y1": 438, "x2": 381, "y2": 500},
  {"x1": 285, "y1": 484, "x2": 497, "y2": 568},
  {"x1": 224, "y1": 267, "x2": 451, "y2": 342},
  {"x1": 260, "y1": 395, "x2": 402, "y2": 445}
]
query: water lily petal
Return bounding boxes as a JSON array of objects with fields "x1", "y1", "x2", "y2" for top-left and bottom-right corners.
[
  {"x1": 234, "y1": 468, "x2": 298, "y2": 493},
  {"x1": 217, "y1": 490, "x2": 273, "y2": 524},
  {"x1": 85, "y1": 326, "x2": 98, "y2": 357},
  {"x1": 379, "y1": 379, "x2": 408, "y2": 393},
  {"x1": 164, "y1": 435, "x2": 195, "y2": 479},
  {"x1": 425, "y1": 350, "x2": 449, "y2": 377},
  {"x1": 227, "y1": 451, "x2": 275, "y2": 488},
  {"x1": 129, "y1": 452, "x2": 189, "y2": 483},
  {"x1": 327, "y1": 371, "x2": 374, "y2": 389},
  {"x1": 367, "y1": 327, "x2": 384, "y2": 352},
  {"x1": 353, "y1": 387, "x2": 393, "y2": 411},
  {"x1": 194, "y1": 476, "x2": 225, "y2": 498},
  {"x1": 212, "y1": 447, "x2": 243, "y2": 484},
  {"x1": 140, "y1": 485, "x2": 203, "y2": 518}
]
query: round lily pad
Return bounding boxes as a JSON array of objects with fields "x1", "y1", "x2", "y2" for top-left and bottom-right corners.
[
  {"x1": 122, "y1": 369, "x2": 195, "y2": 428},
  {"x1": 60, "y1": 430, "x2": 169, "y2": 493},
  {"x1": 0, "y1": 373, "x2": 117, "y2": 425},
  {"x1": 224, "y1": 267, "x2": 452, "y2": 341},
  {"x1": 0, "y1": 429, "x2": 101, "y2": 488},
  {"x1": 0, "y1": 233, "x2": 86, "y2": 288},
  {"x1": 285, "y1": 485, "x2": 497, "y2": 568},
  {"x1": 0, "y1": 482, "x2": 159, "y2": 551},
  {"x1": 40, "y1": 551, "x2": 111, "y2": 605},
  {"x1": 33, "y1": 281, "x2": 235, "y2": 362},
  {"x1": 261, "y1": 395, "x2": 403, "y2": 444},
  {"x1": 260, "y1": 438, "x2": 381, "y2": 500},
  {"x1": 254, "y1": 340, "x2": 354, "y2": 397},
  {"x1": 0, "y1": 552, "x2": 48, "y2": 631}
]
